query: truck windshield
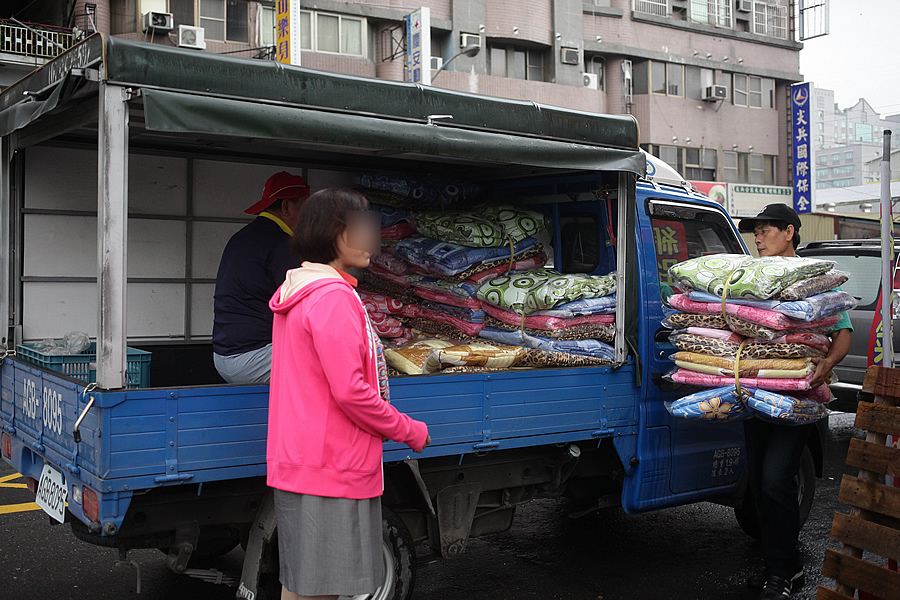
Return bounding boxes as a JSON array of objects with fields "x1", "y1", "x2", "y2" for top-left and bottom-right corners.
[
  {"x1": 798, "y1": 252, "x2": 884, "y2": 308},
  {"x1": 647, "y1": 199, "x2": 745, "y2": 302}
]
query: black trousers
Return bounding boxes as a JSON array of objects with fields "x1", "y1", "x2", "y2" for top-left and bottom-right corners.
[{"x1": 743, "y1": 419, "x2": 814, "y2": 578}]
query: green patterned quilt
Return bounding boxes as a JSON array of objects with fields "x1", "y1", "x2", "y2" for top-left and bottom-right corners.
[{"x1": 477, "y1": 268, "x2": 617, "y2": 314}]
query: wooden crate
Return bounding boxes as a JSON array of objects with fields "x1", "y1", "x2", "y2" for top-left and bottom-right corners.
[{"x1": 817, "y1": 365, "x2": 900, "y2": 600}]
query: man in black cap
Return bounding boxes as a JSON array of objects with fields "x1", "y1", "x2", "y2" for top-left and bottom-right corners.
[{"x1": 737, "y1": 203, "x2": 851, "y2": 600}]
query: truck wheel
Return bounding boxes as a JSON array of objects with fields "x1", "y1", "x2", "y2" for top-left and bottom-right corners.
[
  {"x1": 257, "y1": 506, "x2": 417, "y2": 600},
  {"x1": 734, "y1": 445, "x2": 816, "y2": 540}
]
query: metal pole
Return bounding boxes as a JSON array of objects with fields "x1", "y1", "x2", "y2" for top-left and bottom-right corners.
[
  {"x1": 880, "y1": 129, "x2": 893, "y2": 368},
  {"x1": 96, "y1": 83, "x2": 130, "y2": 389},
  {"x1": 0, "y1": 137, "x2": 10, "y2": 350}
]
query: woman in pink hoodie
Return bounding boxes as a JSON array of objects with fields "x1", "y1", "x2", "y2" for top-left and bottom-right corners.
[{"x1": 268, "y1": 188, "x2": 430, "y2": 600}]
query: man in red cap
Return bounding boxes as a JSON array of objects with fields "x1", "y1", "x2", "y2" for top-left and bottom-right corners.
[{"x1": 212, "y1": 171, "x2": 310, "y2": 383}]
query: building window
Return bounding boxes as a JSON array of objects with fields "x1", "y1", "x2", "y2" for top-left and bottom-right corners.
[
  {"x1": 723, "y1": 151, "x2": 738, "y2": 182},
  {"x1": 649, "y1": 61, "x2": 683, "y2": 96},
  {"x1": 855, "y1": 123, "x2": 873, "y2": 143},
  {"x1": 199, "y1": 0, "x2": 249, "y2": 43},
  {"x1": 650, "y1": 145, "x2": 716, "y2": 180},
  {"x1": 260, "y1": 5, "x2": 275, "y2": 46},
  {"x1": 832, "y1": 165, "x2": 853, "y2": 176},
  {"x1": 633, "y1": 61, "x2": 649, "y2": 94},
  {"x1": 722, "y1": 151, "x2": 775, "y2": 184},
  {"x1": 844, "y1": 151, "x2": 854, "y2": 160},
  {"x1": 733, "y1": 74, "x2": 774, "y2": 108},
  {"x1": 749, "y1": 153, "x2": 774, "y2": 184},
  {"x1": 691, "y1": 0, "x2": 731, "y2": 28},
  {"x1": 634, "y1": 0, "x2": 668, "y2": 17},
  {"x1": 833, "y1": 178, "x2": 855, "y2": 187},
  {"x1": 489, "y1": 46, "x2": 546, "y2": 81},
  {"x1": 816, "y1": 168, "x2": 829, "y2": 178},
  {"x1": 685, "y1": 66, "x2": 715, "y2": 100},
  {"x1": 753, "y1": 1, "x2": 787, "y2": 39},
  {"x1": 817, "y1": 155, "x2": 827, "y2": 165},
  {"x1": 831, "y1": 153, "x2": 839, "y2": 162},
  {"x1": 298, "y1": 10, "x2": 366, "y2": 56}
]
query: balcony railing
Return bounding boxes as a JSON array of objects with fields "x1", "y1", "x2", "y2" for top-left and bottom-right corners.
[{"x1": 0, "y1": 19, "x2": 75, "y2": 60}]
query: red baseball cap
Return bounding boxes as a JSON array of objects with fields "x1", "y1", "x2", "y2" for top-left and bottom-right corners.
[{"x1": 244, "y1": 171, "x2": 311, "y2": 214}]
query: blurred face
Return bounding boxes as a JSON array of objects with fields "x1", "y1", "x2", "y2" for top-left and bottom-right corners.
[
  {"x1": 334, "y1": 211, "x2": 381, "y2": 270},
  {"x1": 753, "y1": 222, "x2": 795, "y2": 257}
]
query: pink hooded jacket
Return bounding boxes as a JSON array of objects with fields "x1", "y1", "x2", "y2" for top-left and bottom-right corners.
[{"x1": 267, "y1": 262, "x2": 429, "y2": 499}]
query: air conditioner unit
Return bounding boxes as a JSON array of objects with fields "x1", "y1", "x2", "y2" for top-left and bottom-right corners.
[
  {"x1": 430, "y1": 56, "x2": 443, "y2": 70},
  {"x1": 460, "y1": 33, "x2": 480, "y2": 48},
  {"x1": 703, "y1": 84, "x2": 728, "y2": 101},
  {"x1": 583, "y1": 73, "x2": 599, "y2": 90},
  {"x1": 177, "y1": 25, "x2": 206, "y2": 50},
  {"x1": 736, "y1": 0, "x2": 753, "y2": 12},
  {"x1": 142, "y1": 11, "x2": 173, "y2": 31},
  {"x1": 561, "y1": 47, "x2": 580, "y2": 66}
]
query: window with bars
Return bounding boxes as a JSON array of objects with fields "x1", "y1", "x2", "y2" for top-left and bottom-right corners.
[
  {"x1": 690, "y1": 0, "x2": 731, "y2": 28},
  {"x1": 753, "y1": 2, "x2": 787, "y2": 39},
  {"x1": 634, "y1": 0, "x2": 668, "y2": 17}
]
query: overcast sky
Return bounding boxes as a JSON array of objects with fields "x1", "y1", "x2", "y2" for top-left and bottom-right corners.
[{"x1": 799, "y1": 0, "x2": 900, "y2": 118}]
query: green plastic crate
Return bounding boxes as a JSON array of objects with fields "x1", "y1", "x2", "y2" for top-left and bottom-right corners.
[{"x1": 16, "y1": 342, "x2": 152, "y2": 389}]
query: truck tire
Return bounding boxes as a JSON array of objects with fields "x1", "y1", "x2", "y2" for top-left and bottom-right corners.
[
  {"x1": 734, "y1": 445, "x2": 816, "y2": 540},
  {"x1": 256, "y1": 506, "x2": 417, "y2": 600}
]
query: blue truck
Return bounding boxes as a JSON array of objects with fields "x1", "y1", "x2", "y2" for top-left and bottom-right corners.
[{"x1": 0, "y1": 35, "x2": 825, "y2": 599}]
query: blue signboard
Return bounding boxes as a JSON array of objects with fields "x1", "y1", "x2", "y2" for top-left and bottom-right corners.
[
  {"x1": 405, "y1": 8, "x2": 431, "y2": 85},
  {"x1": 791, "y1": 83, "x2": 811, "y2": 214}
]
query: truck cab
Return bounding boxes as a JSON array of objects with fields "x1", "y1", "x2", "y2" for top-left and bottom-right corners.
[{"x1": 0, "y1": 35, "x2": 825, "y2": 599}]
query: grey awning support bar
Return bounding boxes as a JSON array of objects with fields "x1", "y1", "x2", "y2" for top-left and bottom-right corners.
[{"x1": 96, "y1": 82, "x2": 129, "y2": 389}]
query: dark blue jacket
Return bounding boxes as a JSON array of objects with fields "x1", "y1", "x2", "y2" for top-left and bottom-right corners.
[{"x1": 213, "y1": 216, "x2": 299, "y2": 356}]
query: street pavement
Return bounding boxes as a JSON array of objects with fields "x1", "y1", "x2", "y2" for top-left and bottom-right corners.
[{"x1": 0, "y1": 412, "x2": 866, "y2": 600}]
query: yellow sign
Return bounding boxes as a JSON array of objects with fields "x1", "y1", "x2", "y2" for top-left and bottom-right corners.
[{"x1": 276, "y1": 0, "x2": 301, "y2": 66}]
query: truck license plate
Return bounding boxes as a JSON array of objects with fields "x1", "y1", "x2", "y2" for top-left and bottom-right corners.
[{"x1": 35, "y1": 464, "x2": 67, "y2": 523}]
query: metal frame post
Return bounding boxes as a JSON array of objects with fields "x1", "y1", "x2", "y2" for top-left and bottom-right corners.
[
  {"x1": 881, "y1": 129, "x2": 894, "y2": 368},
  {"x1": 97, "y1": 82, "x2": 130, "y2": 389},
  {"x1": 615, "y1": 172, "x2": 629, "y2": 363},
  {"x1": 0, "y1": 137, "x2": 10, "y2": 349}
]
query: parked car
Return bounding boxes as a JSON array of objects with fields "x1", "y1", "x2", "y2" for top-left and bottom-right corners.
[{"x1": 797, "y1": 239, "x2": 900, "y2": 412}]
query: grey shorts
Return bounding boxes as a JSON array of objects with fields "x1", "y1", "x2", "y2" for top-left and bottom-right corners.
[{"x1": 213, "y1": 343, "x2": 272, "y2": 384}]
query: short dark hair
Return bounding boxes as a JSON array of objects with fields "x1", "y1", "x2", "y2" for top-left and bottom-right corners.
[
  {"x1": 757, "y1": 219, "x2": 801, "y2": 250},
  {"x1": 291, "y1": 188, "x2": 369, "y2": 264}
]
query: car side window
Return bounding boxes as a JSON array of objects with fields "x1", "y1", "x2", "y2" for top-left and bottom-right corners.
[{"x1": 648, "y1": 199, "x2": 745, "y2": 302}]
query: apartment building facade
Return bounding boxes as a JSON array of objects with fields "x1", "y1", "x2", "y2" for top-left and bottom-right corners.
[{"x1": 4, "y1": 0, "x2": 804, "y2": 186}]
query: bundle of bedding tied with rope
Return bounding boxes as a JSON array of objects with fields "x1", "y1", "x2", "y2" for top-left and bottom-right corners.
[{"x1": 661, "y1": 254, "x2": 855, "y2": 424}]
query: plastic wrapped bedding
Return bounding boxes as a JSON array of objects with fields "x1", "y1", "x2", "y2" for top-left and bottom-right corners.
[
  {"x1": 669, "y1": 332, "x2": 825, "y2": 359},
  {"x1": 411, "y1": 287, "x2": 483, "y2": 309},
  {"x1": 682, "y1": 327, "x2": 744, "y2": 344},
  {"x1": 414, "y1": 212, "x2": 505, "y2": 247},
  {"x1": 663, "y1": 312, "x2": 730, "y2": 330},
  {"x1": 744, "y1": 388, "x2": 828, "y2": 424},
  {"x1": 665, "y1": 368, "x2": 818, "y2": 391},
  {"x1": 446, "y1": 245, "x2": 545, "y2": 281},
  {"x1": 669, "y1": 351, "x2": 813, "y2": 373},
  {"x1": 477, "y1": 269, "x2": 617, "y2": 314},
  {"x1": 673, "y1": 359, "x2": 811, "y2": 379},
  {"x1": 421, "y1": 301, "x2": 485, "y2": 323},
  {"x1": 401, "y1": 305, "x2": 484, "y2": 337},
  {"x1": 483, "y1": 316, "x2": 616, "y2": 342},
  {"x1": 381, "y1": 222, "x2": 418, "y2": 240},
  {"x1": 395, "y1": 236, "x2": 538, "y2": 277},
  {"x1": 687, "y1": 289, "x2": 857, "y2": 322},
  {"x1": 483, "y1": 304, "x2": 614, "y2": 330},
  {"x1": 748, "y1": 332, "x2": 831, "y2": 353},
  {"x1": 358, "y1": 290, "x2": 405, "y2": 315},
  {"x1": 370, "y1": 252, "x2": 411, "y2": 275},
  {"x1": 355, "y1": 173, "x2": 480, "y2": 206},
  {"x1": 477, "y1": 205, "x2": 547, "y2": 243},
  {"x1": 422, "y1": 343, "x2": 526, "y2": 374},
  {"x1": 668, "y1": 254, "x2": 835, "y2": 299},
  {"x1": 778, "y1": 270, "x2": 849, "y2": 301},
  {"x1": 464, "y1": 254, "x2": 547, "y2": 285},
  {"x1": 409, "y1": 275, "x2": 479, "y2": 298},
  {"x1": 370, "y1": 204, "x2": 413, "y2": 228},
  {"x1": 665, "y1": 386, "x2": 750, "y2": 422},
  {"x1": 367, "y1": 265, "x2": 412, "y2": 287},
  {"x1": 532, "y1": 295, "x2": 617, "y2": 318},
  {"x1": 479, "y1": 327, "x2": 616, "y2": 361},
  {"x1": 385, "y1": 339, "x2": 454, "y2": 375},
  {"x1": 667, "y1": 294, "x2": 840, "y2": 331},
  {"x1": 368, "y1": 312, "x2": 406, "y2": 338},
  {"x1": 519, "y1": 350, "x2": 613, "y2": 367}
]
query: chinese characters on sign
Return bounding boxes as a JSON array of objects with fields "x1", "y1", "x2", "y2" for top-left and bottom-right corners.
[
  {"x1": 791, "y1": 83, "x2": 812, "y2": 214},
  {"x1": 405, "y1": 8, "x2": 431, "y2": 85},
  {"x1": 276, "y1": 0, "x2": 301, "y2": 66},
  {"x1": 651, "y1": 219, "x2": 689, "y2": 290}
]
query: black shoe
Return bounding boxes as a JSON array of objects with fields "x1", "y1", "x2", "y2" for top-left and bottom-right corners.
[
  {"x1": 747, "y1": 569, "x2": 804, "y2": 591},
  {"x1": 759, "y1": 575, "x2": 792, "y2": 600}
]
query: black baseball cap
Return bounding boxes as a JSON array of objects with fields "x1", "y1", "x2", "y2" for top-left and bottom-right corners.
[{"x1": 738, "y1": 203, "x2": 802, "y2": 233}]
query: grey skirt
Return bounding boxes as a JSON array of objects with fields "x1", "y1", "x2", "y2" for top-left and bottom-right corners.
[{"x1": 274, "y1": 488, "x2": 384, "y2": 596}]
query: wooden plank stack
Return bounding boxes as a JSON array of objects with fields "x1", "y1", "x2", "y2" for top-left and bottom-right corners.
[{"x1": 817, "y1": 365, "x2": 900, "y2": 600}]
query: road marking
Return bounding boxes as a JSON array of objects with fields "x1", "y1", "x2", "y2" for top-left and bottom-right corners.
[
  {"x1": 0, "y1": 472, "x2": 23, "y2": 483},
  {"x1": 0, "y1": 501, "x2": 41, "y2": 515},
  {"x1": 0, "y1": 472, "x2": 27, "y2": 489}
]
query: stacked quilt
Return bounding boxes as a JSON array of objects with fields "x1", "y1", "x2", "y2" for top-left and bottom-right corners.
[{"x1": 663, "y1": 254, "x2": 852, "y2": 424}]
